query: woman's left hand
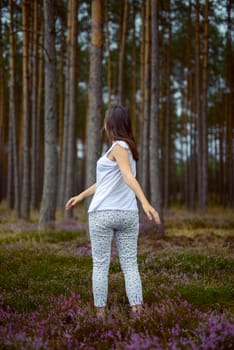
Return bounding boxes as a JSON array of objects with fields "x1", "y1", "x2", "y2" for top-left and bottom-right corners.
[{"x1": 142, "y1": 201, "x2": 161, "y2": 224}]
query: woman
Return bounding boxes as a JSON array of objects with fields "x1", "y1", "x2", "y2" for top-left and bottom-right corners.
[{"x1": 65, "y1": 106, "x2": 161, "y2": 319}]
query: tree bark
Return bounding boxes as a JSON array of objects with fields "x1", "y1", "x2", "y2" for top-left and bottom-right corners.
[
  {"x1": 150, "y1": 0, "x2": 163, "y2": 226},
  {"x1": 163, "y1": 0, "x2": 171, "y2": 209},
  {"x1": 226, "y1": 0, "x2": 233, "y2": 208},
  {"x1": 85, "y1": 0, "x2": 103, "y2": 192},
  {"x1": 117, "y1": 0, "x2": 129, "y2": 105},
  {"x1": 21, "y1": 0, "x2": 30, "y2": 219},
  {"x1": 65, "y1": 0, "x2": 79, "y2": 218},
  {"x1": 9, "y1": 0, "x2": 20, "y2": 217},
  {"x1": 58, "y1": 30, "x2": 66, "y2": 164},
  {"x1": 200, "y1": 0, "x2": 209, "y2": 213},
  {"x1": 195, "y1": 0, "x2": 202, "y2": 210},
  {"x1": 31, "y1": 0, "x2": 40, "y2": 210},
  {"x1": 0, "y1": 3, "x2": 7, "y2": 202},
  {"x1": 187, "y1": 0, "x2": 196, "y2": 210},
  {"x1": 138, "y1": 2, "x2": 145, "y2": 180},
  {"x1": 7, "y1": 111, "x2": 13, "y2": 209},
  {"x1": 58, "y1": 0, "x2": 72, "y2": 210},
  {"x1": 37, "y1": 15, "x2": 44, "y2": 203},
  {"x1": 105, "y1": 0, "x2": 112, "y2": 108},
  {"x1": 131, "y1": 3, "x2": 137, "y2": 137},
  {"x1": 39, "y1": 0, "x2": 57, "y2": 229},
  {"x1": 141, "y1": 0, "x2": 150, "y2": 198}
]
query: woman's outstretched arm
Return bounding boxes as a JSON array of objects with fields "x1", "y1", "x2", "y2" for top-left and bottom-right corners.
[
  {"x1": 111, "y1": 144, "x2": 161, "y2": 224},
  {"x1": 65, "y1": 183, "x2": 96, "y2": 210}
]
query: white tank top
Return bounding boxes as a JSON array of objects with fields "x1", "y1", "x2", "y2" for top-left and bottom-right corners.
[{"x1": 88, "y1": 140, "x2": 138, "y2": 213}]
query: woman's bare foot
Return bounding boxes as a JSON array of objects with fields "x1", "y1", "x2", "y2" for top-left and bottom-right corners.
[
  {"x1": 96, "y1": 307, "x2": 106, "y2": 320},
  {"x1": 131, "y1": 304, "x2": 143, "y2": 315}
]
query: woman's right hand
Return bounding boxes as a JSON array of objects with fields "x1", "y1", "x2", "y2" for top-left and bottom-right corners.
[{"x1": 65, "y1": 195, "x2": 81, "y2": 210}]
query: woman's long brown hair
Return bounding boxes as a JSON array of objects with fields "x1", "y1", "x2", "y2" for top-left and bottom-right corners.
[{"x1": 104, "y1": 106, "x2": 139, "y2": 161}]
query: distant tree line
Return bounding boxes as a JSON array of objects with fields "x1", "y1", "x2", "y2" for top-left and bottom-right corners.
[{"x1": 0, "y1": 0, "x2": 233, "y2": 228}]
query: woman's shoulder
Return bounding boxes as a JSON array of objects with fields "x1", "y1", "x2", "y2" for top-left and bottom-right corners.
[
  {"x1": 113, "y1": 140, "x2": 129, "y2": 150},
  {"x1": 112, "y1": 140, "x2": 135, "y2": 162}
]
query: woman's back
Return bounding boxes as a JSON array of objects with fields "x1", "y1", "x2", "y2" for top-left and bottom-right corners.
[{"x1": 88, "y1": 140, "x2": 138, "y2": 213}]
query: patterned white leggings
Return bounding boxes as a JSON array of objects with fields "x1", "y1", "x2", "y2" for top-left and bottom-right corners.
[{"x1": 88, "y1": 210, "x2": 143, "y2": 308}]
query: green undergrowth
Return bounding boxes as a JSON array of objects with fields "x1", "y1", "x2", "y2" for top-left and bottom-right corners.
[
  {"x1": 0, "y1": 229, "x2": 87, "y2": 244},
  {"x1": 0, "y1": 238, "x2": 233, "y2": 315},
  {"x1": 165, "y1": 217, "x2": 234, "y2": 230},
  {"x1": 0, "y1": 246, "x2": 92, "y2": 312}
]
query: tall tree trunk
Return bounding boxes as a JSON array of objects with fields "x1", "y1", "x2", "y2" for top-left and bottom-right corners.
[
  {"x1": 200, "y1": 0, "x2": 209, "y2": 213},
  {"x1": 86, "y1": 0, "x2": 103, "y2": 191},
  {"x1": 7, "y1": 111, "x2": 13, "y2": 209},
  {"x1": 141, "y1": 0, "x2": 150, "y2": 198},
  {"x1": 6, "y1": 1, "x2": 13, "y2": 209},
  {"x1": 219, "y1": 125, "x2": 225, "y2": 206},
  {"x1": 9, "y1": 0, "x2": 20, "y2": 217},
  {"x1": 117, "y1": 0, "x2": 129, "y2": 105},
  {"x1": 21, "y1": 0, "x2": 30, "y2": 219},
  {"x1": 65, "y1": 0, "x2": 79, "y2": 218},
  {"x1": 0, "y1": 4, "x2": 6, "y2": 202},
  {"x1": 163, "y1": 0, "x2": 171, "y2": 209},
  {"x1": 58, "y1": 0, "x2": 72, "y2": 210},
  {"x1": 226, "y1": 0, "x2": 233, "y2": 208},
  {"x1": 37, "y1": 16, "x2": 44, "y2": 203},
  {"x1": 214, "y1": 124, "x2": 219, "y2": 203},
  {"x1": 39, "y1": 0, "x2": 57, "y2": 229},
  {"x1": 58, "y1": 30, "x2": 66, "y2": 163},
  {"x1": 31, "y1": 0, "x2": 39, "y2": 210},
  {"x1": 138, "y1": 2, "x2": 145, "y2": 179},
  {"x1": 105, "y1": 0, "x2": 112, "y2": 108},
  {"x1": 150, "y1": 0, "x2": 163, "y2": 226},
  {"x1": 131, "y1": 3, "x2": 137, "y2": 136},
  {"x1": 195, "y1": 0, "x2": 201, "y2": 210},
  {"x1": 187, "y1": 0, "x2": 196, "y2": 210}
]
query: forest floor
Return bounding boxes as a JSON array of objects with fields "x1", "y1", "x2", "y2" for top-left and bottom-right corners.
[{"x1": 0, "y1": 203, "x2": 233, "y2": 349}]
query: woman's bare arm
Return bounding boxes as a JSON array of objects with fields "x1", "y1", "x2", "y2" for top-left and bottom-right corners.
[
  {"x1": 111, "y1": 144, "x2": 161, "y2": 224},
  {"x1": 65, "y1": 183, "x2": 96, "y2": 210}
]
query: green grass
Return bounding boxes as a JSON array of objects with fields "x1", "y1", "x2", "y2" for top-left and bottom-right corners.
[
  {"x1": 0, "y1": 229, "x2": 86, "y2": 244},
  {"x1": 0, "y1": 206, "x2": 233, "y2": 349},
  {"x1": 0, "y1": 205, "x2": 234, "y2": 316},
  {"x1": 138, "y1": 252, "x2": 234, "y2": 312},
  {"x1": 1, "y1": 241, "x2": 233, "y2": 314},
  {"x1": 177, "y1": 284, "x2": 233, "y2": 308},
  {"x1": 0, "y1": 245, "x2": 92, "y2": 312}
]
